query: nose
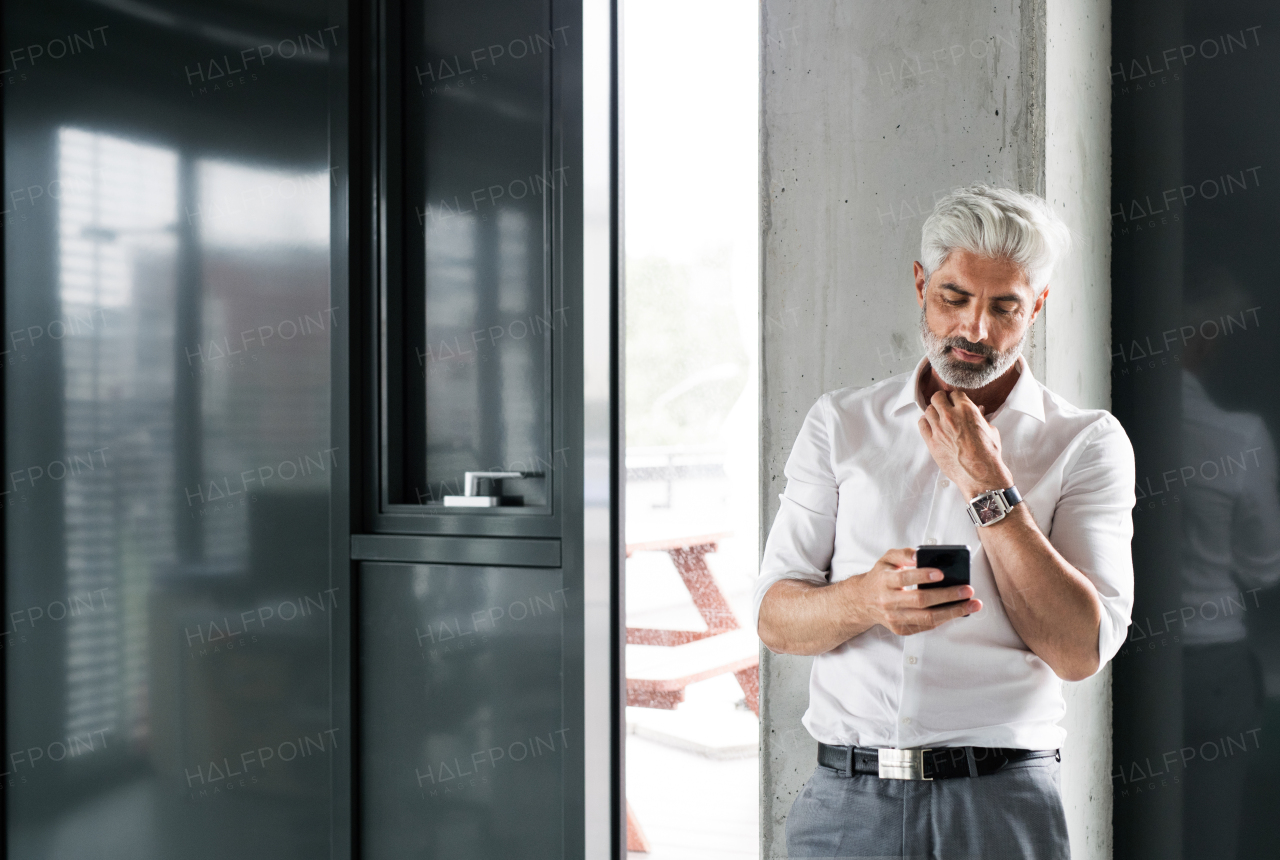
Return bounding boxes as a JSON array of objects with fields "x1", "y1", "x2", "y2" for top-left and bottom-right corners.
[{"x1": 955, "y1": 305, "x2": 988, "y2": 344}]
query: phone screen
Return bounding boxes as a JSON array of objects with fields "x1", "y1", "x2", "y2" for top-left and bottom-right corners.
[{"x1": 916, "y1": 545, "x2": 971, "y2": 604}]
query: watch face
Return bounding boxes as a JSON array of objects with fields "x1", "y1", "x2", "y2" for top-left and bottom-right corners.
[{"x1": 974, "y1": 493, "x2": 1006, "y2": 524}]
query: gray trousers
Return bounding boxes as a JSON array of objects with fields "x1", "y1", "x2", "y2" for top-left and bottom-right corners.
[{"x1": 785, "y1": 754, "x2": 1070, "y2": 860}]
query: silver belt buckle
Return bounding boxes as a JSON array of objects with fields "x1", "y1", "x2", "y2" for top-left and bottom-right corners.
[{"x1": 877, "y1": 748, "x2": 932, "y2": 780}]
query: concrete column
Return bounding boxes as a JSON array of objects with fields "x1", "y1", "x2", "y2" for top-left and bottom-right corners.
[{"x1": 759, "y1": 1, "x2": 1113, "y2": 858}]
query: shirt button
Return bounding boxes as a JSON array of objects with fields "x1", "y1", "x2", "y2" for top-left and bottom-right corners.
[
  {"x1": 908, "y1": 656, "x2": 918, "y2": 665},
  {"x1": 902, "y1": 718, "x2": 911, "y2": 725},
  {"x1": 939, "y1": 479, "x2": 950, "y2": 488},
  {"x1": 924, "y1": 538, "x2": 938, "y2": 545}
]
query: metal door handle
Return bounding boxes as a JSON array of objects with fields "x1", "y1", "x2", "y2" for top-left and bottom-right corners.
[
  {"x1": 443, "y1": 471, "x2": 545, "y2": 507},
  {"x1": 463, "y1": 471, "x2": 524, "y2": 497}
]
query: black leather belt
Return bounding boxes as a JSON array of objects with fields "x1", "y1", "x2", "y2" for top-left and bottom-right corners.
[{"x1": 818, "y1": 742, "x2": 1059, "y2": 780}]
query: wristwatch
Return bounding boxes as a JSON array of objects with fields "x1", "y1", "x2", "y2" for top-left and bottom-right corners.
[{"x1": 966, "y1": 486, "x2": 1023, "y2": 527}]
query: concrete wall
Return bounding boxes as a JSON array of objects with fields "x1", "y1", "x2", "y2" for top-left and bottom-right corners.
[
  {"x1": 758, "y1": 1, "x2": 1113, "y2": 857},
  {"x1": 1044, "y1": 0, "x2": 1114, "y2": 857}
]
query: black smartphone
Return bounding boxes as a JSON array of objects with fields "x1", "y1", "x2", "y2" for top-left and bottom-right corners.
[{"x1": 916, "y1": 545, "x2": 971, "y2": 608}]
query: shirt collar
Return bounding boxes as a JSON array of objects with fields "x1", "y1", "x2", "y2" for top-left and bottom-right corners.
[{"x1": 891, "y1": 354, "x2": 1045, "y2": 423}]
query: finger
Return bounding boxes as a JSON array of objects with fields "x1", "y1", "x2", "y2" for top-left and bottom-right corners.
[
  {"x1": 896, "y1": 566, "x2": 943, "y2": 588},
  {"x1": 914, "y1": 584, "x2": 975, "y2": 607},
  {"x1": 917, "y1": 415, "x2": 934, "y2": 442},
  {"x1": 879, "y1": 547, "x2": 917, "y2": 570},
  {"x1": 947, "y1": 389, "x2": 985, "y2": 417},
  {"x1": 911, "y1": 601, "x2": 977, "y2": 627},
  {"x1": 920, "y1": 405, "x2": 941, "y2": 434},
  {"x1": 898, "y1": 608, "x2": 941, "y2": 634},
  {"x1": 942, "y1": 601, "x2": 988, "y2": 621}
]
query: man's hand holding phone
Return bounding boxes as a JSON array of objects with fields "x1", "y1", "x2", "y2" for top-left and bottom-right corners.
[{"x1": 846, "y1": 547, "x2": 981, "y2": 636}]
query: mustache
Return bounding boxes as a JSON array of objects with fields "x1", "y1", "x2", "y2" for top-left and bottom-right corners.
[{"x1": 940, "y1": 337, "x2": 998, "y2": 360}]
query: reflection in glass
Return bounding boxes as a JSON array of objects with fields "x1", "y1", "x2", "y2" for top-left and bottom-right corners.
[
  {"x1": 360, "y1": 564, "x2": 565, "y2": 859},
  {"x1": 5, "y1": 1, "x2": 335, "y2": 854},
  {"x1": 56, "y1": 128, "x2": 180, "y2": 747},
  {"x1": 384, "y1": 0, "x2": 554, "y2": 509},
  {"x1": 1176, "y1": 276, "x2": 1280, "y2": 859},
  {"x1": 1112, "y1": 2, "x2": 1280, "y2": 855},
  {"x1": 198, "y1": 161, "x2": 330, "y2": 249}
]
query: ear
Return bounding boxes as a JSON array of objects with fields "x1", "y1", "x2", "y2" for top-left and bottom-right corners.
[
  {"x1": 914, "y1": 261, "x2": 928, "y2": 308},
  {"x1": 1029, "y1": 285, "x2": 1050, "y2": 323}
]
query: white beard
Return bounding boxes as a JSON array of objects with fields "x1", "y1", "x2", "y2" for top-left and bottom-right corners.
[{"x1": 918, "y1": 307, "x2": 1026, "y2": 389}]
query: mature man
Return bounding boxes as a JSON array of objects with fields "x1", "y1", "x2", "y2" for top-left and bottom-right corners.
[{"x1": 756, "y1": 184, "x2": 1135, "y2": 859}]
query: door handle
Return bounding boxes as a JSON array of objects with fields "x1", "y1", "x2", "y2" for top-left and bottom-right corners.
[{"x1": 443, "y1": 471, "x2": 545, "y2": 507}]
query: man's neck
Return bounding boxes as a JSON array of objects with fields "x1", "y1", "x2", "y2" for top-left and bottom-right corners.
[{"x1": 919, "y1": 359, "x2": 1022, "y2": 416}]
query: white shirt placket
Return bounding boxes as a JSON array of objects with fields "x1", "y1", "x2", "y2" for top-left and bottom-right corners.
[{"x1": 894, "y1": 459, "x2": 947, "y2": 746}]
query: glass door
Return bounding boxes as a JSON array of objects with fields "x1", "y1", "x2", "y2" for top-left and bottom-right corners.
[
  {"x1": 372, "y1": 0, "x2": 562, "y2": 536},
  {"x1": 350, "y1": 0, "x2": 597, "y2": 857}
]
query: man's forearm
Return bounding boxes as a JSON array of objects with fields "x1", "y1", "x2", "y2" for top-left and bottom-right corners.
[
  {"x1": 757, "y1": 578, "x2": 875, "y2": 656},
  {"x1": 979, "y1": 504, "x2": 1102, "y2": 680}
]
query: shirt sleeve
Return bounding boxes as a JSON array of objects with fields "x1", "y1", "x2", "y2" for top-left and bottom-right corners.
[
  {"x1": 1048, "y1": 414, "x2": 1137, "y2": 669},
  {"x1": 1230, "y1": 418, "x2": 1280, "y2": 591},
  {"x1": 753, "y1": 393, "x2": 840, "y2": 646}
]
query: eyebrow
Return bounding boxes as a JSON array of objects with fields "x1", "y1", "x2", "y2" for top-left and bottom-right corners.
[{"x1": 939, "y1": 282, "x2": 1024, "y2": 304}]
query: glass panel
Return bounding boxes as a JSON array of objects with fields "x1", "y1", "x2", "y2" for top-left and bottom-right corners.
[
  {"x1": 385, "y1": 0, "x2": 556, "y2": 510},
  {"x1": 5, "y1": 2, "x2": 336, "y2": 856},
  {"x1": 1111, "y1": 1, "x2": 1280, "y2": 857},
  {"x1": 621, "y1": 0, "x2": 760, "y2": 855},
  {"x1": 359, "y1": 563, "x2": 566, "y2": 858}
]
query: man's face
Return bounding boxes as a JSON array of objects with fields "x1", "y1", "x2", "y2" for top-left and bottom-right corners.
[{"x1": 913, "y1": 249, "x2": 1048, "y2": 388}]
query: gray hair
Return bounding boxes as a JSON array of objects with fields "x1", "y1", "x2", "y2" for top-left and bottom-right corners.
[{"x1": 919, "y1": 184, "x2": 1072, "y2": 293}]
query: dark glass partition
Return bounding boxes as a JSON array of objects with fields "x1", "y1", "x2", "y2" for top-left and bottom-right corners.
[
  {"x1": 1112, "y1": 1, "x2": 1280, "y2": 857},
  {"x1": 352, "y1": 0, "x2": 585, "y2": 856},
  {"x1": 359, "y1": 563, "x2": 567, "y2": 859},
  {"x1": 4, "y1": 0, "x2": 339, "y2": 856},
  {"x1": 2, "y1": 0, "x2": 594, "y2": 855},
  {"x1": 379, "y1": 0, "x2": 557, "y2": 515}
]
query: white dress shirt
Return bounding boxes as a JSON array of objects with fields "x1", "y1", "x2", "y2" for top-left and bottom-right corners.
[{"x1": 754, "y1": 356, "x2": 1136, "y2": 750}]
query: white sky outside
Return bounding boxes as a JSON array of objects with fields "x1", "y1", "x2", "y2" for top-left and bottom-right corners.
[
  {"x1": 623, "y1": 1, "x2": 758, "y2": 269},
  {"x1": 622, "y1": 0, "x2": 760, "y2": 548}
]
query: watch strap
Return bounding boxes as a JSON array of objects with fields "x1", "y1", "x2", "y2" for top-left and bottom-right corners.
[{"x1": 1001, "y1": 486, "x2": 1022, "y2": 507}]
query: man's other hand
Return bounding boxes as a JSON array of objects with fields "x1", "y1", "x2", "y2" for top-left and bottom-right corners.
[{"x1": 918, "y1": 390, "x2": 1015, "y2": 498}]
